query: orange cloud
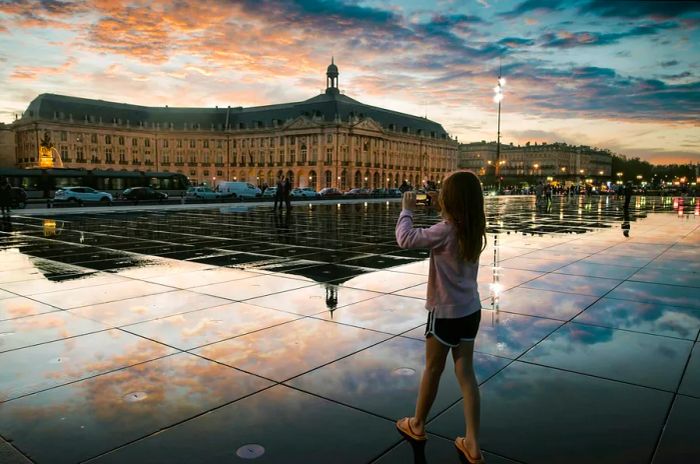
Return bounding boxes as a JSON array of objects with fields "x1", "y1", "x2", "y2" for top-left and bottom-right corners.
[{"x1": 10, "y1": 56, "x2": 77, "y2": 81}]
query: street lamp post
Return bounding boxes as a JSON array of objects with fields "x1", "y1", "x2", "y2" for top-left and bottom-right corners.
[{"x1": 493, "y1": 71, "x2": 505, "y2": 193}]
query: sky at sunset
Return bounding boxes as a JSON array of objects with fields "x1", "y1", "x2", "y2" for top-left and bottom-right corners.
[{"x1": 0, "y1": 0, "x2": 698, "y2": 164}]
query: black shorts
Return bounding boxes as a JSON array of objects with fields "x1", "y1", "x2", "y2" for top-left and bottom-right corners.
[{"x1": 425, "y1": 310, "x2": 481, "y2": 348}]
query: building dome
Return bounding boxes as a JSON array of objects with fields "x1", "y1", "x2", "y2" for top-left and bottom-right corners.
[{"x1": 326, "y1": 58, "x2": 338, "y2": 77}]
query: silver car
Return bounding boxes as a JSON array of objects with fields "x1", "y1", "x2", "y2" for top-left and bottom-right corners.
[
  {"x1": 53, "y1": 187, "x2": 113, "y2": 205},
  {"x1": 186, "y1": 186, "x2": 221, "y2": 200}
]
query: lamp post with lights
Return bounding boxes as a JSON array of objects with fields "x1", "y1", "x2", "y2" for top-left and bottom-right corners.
[{"x1": 493, "y1": 71, "x2": 506, "y2": 193}]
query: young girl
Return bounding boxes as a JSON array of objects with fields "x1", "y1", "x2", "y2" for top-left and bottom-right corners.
[{"x1": 395, "y1": 171, "x2": 487, "y2": 464}]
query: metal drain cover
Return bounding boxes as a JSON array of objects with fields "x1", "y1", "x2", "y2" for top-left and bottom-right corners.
[
  {"x1": 392, "y1": 367, "x2": 416, "y2": 376},
  {"x1": 123, "y1": 391, "x2": 148, "y2": 402},
  {"x1": 236, "y1": 444, "x2": 265, "y2": 459}
]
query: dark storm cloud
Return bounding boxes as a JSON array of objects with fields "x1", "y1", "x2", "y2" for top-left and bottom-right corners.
[
  {"x1": 539, "y1": 22, "x2": 678, "y2": 48},
  {"x1": 580, "y1": 0, "x2": 700, "y2": 20},
  {"x1": 499, "y1": 0, "x2": 565, "y2": 19}
]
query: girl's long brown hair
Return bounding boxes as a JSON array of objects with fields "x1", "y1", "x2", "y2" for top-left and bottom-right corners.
[{"x1": 438, "y1": 171, "x2": 486, "y2": 262}]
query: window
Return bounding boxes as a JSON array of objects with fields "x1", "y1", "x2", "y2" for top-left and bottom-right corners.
[
  {"x1": 216, "y1": 140, "x2": 222, "y2": 149},
  {"x1": 105, "y1": 135, "x2": 111, "y2": 145},
  {"x1": 119, "y1": 149, "x2": 126, "y2": 162},
  {"x1": 162, "y1": 139, "x2": 169, "y2": 148},
  {"x1": 162, "y1": 152, "x2": 170, "y2": 163},
  {"x1": 203, "y1": 140, "x2": 209, "y2": 149},
  {"x1": 326, "y1": 148, "x2": 333, "y2": 163},
  {"x1": 176, "y1": 153, "x2": 183, "y2": 163},
  {"x1": 60, "y1": 146, "x2": 68, "y2": 160},
  {"x1": 118, "y1": 136, "x2": 125, "y2": 145},
  {"x1": 290, "y1": 149, "x2": 296, "y2": 164},
  {"x1": 91, "y1": 134, "x2": 98, "y2": 144},
  {"x1": 132, "y1": 138, "x2": 138, "y2": 146},
  {"x1": 327, "y1": 134, "x2": 332, "y2": 143},
  {"x1": 60, "y1": 131, "x2": 67, "y2": 142},
  {"x1": 176, "y1": 139, "x2": 182, "y2": 148},
  {"x1": 300, "y1": 145, "x2": 307, "y2": 163},
  {"x1": 144, "y1": 138, "x2": 150, "y2": 147},
  {"x1": 216, "y1": 152, "x2": 223, "y2": 164},
  {"x1": 105, "y1": 148, "x2": 113, "y2": 162},
  {"x1": 217, "y1": 170, "x2": 223, "y2": 176}
]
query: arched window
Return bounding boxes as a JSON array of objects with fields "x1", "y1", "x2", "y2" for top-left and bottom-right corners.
[
  {"x1": 325, "y1": 170, "x2": 332, "y2": 188},
  {"x1": 308, "y1": 170, "x2": 317, "y2": 189},
  {"x1": 105, "y1": 135, "x2": 111, "y2": 145},
  {"x1": 373, "y1": 172, "x2": 380, "y2": 189},
  {"x1": 118, "y1": 136, "x2": 124, "y2": 145},
  {"x1": 341, "y1": 169, "x2": 347, "y2": 190},
  {"x1": 354, "y1": 170, "x2": 362, "y2": 188}
]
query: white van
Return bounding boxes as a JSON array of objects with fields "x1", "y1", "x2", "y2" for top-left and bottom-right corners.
[{"x1": 215, "y1": 181, "x2": 262, "y2": 199}]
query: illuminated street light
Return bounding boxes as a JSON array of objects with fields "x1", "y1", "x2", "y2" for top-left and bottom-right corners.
[{"x1": 493, "y1": 66, "x2": 505, "y2": 193}]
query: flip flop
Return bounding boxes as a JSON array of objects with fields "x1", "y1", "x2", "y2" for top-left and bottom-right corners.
[
  {"x1": 455, "y1": 437, "x2": 486, "y2": 464},
  {"x1": 395, "y1": 417, "x2": 427, "y2": 441}
]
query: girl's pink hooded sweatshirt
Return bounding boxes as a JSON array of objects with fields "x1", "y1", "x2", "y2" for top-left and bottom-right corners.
[{"x1": 395, "y1": 209, "x2": 481, "y2": 319}]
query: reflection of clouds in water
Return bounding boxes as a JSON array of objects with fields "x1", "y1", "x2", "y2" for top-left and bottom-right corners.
[
  {"x1": 476, "y1": 310, "x2": 562, "y2": 357},
  {"x1": 197, "y1": 318, "x2": 388, "y2": 381}
]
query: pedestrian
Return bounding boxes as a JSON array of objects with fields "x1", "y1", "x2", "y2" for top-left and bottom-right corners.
[
  {"x1": 623, "y1": 182, "x2": 632, "y2": 211},
  {"x1": 395, "y1": 171, "x2": 486, "y2": 464},
  {"x1": 273, "y1": 175, "x2": 284, "y2": 211},
  {"x1": 0, "y1": 177, "x2": 11, "y2": 217},
  {"x1": 283, "y1": 175, "x2": 292, "y2": 210},
  {"x1": 399, "y1": 180, "x2": 410, "y2": 193}
]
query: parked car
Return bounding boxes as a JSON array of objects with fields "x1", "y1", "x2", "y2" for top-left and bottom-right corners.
[
  {"x1": 344, "y1": 188, "x2": 363, "y2": 197},
  {"x1": 387, "y1": 188, "x2": 402, "y2": 197},
  {"x1": 319, "y1": 187, "x2": 342, "y2": 198},
  {"x1": 371, "y1": 188, "x2": 390, "y2": 196},
  {"x1": 185, "y1": 186, "x2": 221, "y2": 200},
  {"x1": 120, "y1": 186, "x2": 168, "y2": 202},
  {"x1": 290, "y1": 187, "x2": 320, "y2": 199},
  {"x1": 10, "y1": 187, "x2": 27, "y2": 209},
  {"x1": 262, "y1": 186, "x2": 278, "y2": 198},
  {"x1": 53, "y1": 186, "x2": 113, "y2": 205},
  {"x1": 215, "y1": 181, "x2": 261, "y2": 199}
]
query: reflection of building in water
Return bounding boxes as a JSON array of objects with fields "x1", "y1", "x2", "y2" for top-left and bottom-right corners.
[
  {"x1": 10, "y1": 60, "x2": 458, "y2": 189},
  {"x1": 459, "y1": 140, "x2": 612, "y2": 180}
]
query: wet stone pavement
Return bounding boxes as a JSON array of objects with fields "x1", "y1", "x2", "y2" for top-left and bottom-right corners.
[{"x1": 0, "y1": 195, "x2": 698, "y2": 464}]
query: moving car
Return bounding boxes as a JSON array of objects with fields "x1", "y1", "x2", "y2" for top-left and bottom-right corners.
[
  {"x1": 120, "y1": 186, "x2": 168, "y2": 202},
  {"x1": 53, "y1": 186, "x2": 113, "y2": 205},
  {"x1": 185, "y1": 186, "x2": 221, "y2": 200},
  {"x1": 290, "y1": 187, "x2": 320, "y2": 199}
]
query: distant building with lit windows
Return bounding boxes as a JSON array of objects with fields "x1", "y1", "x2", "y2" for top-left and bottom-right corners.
[
  {"x1": 459, "y1": 141, "x2": 612, "y2": 180},
  {"x1": 9, "y1": 60, "x2": 458, "y2": 189}
]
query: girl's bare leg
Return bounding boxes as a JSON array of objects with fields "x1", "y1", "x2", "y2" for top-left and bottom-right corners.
[
  {"x1": 410, "y1": 335, "x2": 450, "y2": 434},
  {"x1": 452, "y1": 340, "x2": 482, "y2": 457}
]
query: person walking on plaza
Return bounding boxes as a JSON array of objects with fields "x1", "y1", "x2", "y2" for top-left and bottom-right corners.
[
  {"x1": 283, "y1": 175, "x2": 292, "y2": 210},
  {"x1": 399, "y1": 179, "x2": 410, "y2": 193},
  {"x1": 623, "y1": 182, "x2": 632, "y2": 211},
  {"x1": 273, "y1": 175, "x2": 284, "y2": 211},
  {"x1": 395, "y1": 171, "x2": 487, "y2": 463},
  {"x1": 0, "y1": 177, "x2": 12, "y2": 218}
]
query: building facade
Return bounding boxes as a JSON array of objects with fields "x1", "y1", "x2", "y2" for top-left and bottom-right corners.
[
  {"x1": 459, "y1": 141, "x2": 612, "y2": 181},
  {"x1": 10, "y1": 61, "x2": 458, "y2": 190},
  {"x1": 0, "y1": 123, "x2": 13, "y2": 168}
]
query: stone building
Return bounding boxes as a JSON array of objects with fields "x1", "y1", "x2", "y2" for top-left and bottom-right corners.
[
  {"x1": 11, "y1": 61, "x2": 458, "y2": 190},
  {"x1": 459, "y1": 141, "x2": 612, "y2": 181},
  {"x1": 0, "y1": 123, "x2": 14, "y2": 168}
]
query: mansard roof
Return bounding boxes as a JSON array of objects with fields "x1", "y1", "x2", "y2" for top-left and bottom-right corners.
[{"x1": 19, "y1": 91, "x2": 451, "y2": 139}]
